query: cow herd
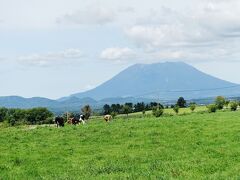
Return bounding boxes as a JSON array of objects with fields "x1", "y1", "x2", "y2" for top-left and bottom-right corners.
[{"x1": 54, "y1": 114, "x2": 112, "y2": 127}]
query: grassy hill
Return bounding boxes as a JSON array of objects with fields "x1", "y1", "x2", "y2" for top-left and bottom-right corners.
[{"x1": 0, "y1": 110, "x2": 240, "y2": 179}]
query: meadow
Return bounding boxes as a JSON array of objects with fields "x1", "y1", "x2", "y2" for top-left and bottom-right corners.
[{"x1": 0, "y1": 109, "x2": 240, "y2": 179}]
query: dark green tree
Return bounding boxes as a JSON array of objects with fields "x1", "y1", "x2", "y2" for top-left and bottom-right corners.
[
  {"x1": 103, "y1": 104, "x2": 111, "y2": 115},
  {"x1": 0, "y1": 107, "x2": 8, "y2": 122},
  {"x1": 177, "y1": 97, "x2": 186, "y2": 108},
  {"x1": 215, "y1": 96, "x2": 226, "y2": 110}
]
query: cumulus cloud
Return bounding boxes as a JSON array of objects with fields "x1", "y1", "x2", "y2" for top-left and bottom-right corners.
[
  {"x1": 122, "y1": 1, "x2": 240, "y2": 63},
  {"x1": 57, "y1": 7, "x2": 115, "y2": 25},
  {"x1": 100, "y1": 47, "x2": 136, "y2": 61},
  {"x1": 18, "y1": 49, "x2": 84, "y2": 66}
]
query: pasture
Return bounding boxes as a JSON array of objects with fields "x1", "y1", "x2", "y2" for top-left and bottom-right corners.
[{"x1": 0, "y1": 110, "x2": 240, "y2": 179}]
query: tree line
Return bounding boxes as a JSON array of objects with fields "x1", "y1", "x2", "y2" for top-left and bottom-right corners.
[
  {"x1": 0, "y1": 105, "x2": 93, "y2": 126},
  {"x1": 102, "y1": 97, "x2": 188, "y2": 117},
  {"x1": 0, "y1": 107, "x2": 54, "y2": 126}
]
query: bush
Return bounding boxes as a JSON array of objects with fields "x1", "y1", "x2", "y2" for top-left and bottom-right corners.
[
  {"x1": 173, "y1": 105, "x2": 179, "y2": 114},
  {"x1": 110, "y1": 112, "x2": 118, "y2": 119},
  {"x1": 152, "y1": 106, "x2": 164, "y2": 118},
  {"x1": 230, "y1": 101, "x2": 238, "y2": 111},
  {"x1": 207, "y1": 104, "x2": 217, "y2": 113},
  {"x1": 189, "y1": 103, "x2": 196, "y2": 112}
]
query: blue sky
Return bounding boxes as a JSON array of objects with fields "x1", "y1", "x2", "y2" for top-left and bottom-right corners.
[{"x1": 1, "y1": 0, "x2": 240, "y2": 99}]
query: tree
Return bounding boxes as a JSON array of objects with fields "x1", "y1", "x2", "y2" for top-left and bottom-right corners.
[
  {"x1": 0, "y1": 107, "x2": 8, "y2": 122},
  {"x1": 230, "y1": 101, "x2": 238, "y2": 111},
  {"x1": 150, "y1": 102, "x2": 158, "y2": 108},
  {"x1": 134, "y1": 102, "x2": 145, "y2": 113},
  {"x1": 26, "y1": 108, "x2": 53, "y2": 125},
  {"x1": 7, "y1": 108, "x2": 27, "y2": 125},
  {"x1": 189, "y1": 103, "x2": 196, "y2": 112},
  {"x1": 173, "y1": 105, "x2": 180, "y2": 114},
  {"x1": 111, "y1": 104, "x2": 121, "y2": 113},
  {"x1": 81, "y1": 105, "x2": 92, "y2": 120},
  {"x1": 215, "y1": 96, "x2": 226, "y2": 110},
  {"x1": 125, "y1": 103, "x2": 133, "y2": 113},
  {"x1": 177, "y1": 97, "x2": 186, "y2": 108},
  {"x1": 103, "y1": 104, "x2": 111, "y2": 115},
  {"x1": 122, "y1": 105, "x2": 131, "y2": 117}
]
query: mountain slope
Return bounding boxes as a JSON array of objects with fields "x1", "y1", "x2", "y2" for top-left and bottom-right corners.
[{"x1": 71, "y1": 62, "x2": 239, "y2": 100}]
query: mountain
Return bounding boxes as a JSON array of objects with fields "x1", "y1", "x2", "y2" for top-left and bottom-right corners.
[
  {"x1": 70, "y1": 62, "x2": 240, "y2": 100},
  {"x1": 0, "y1": 96, "x2": 58, "y2": 109},
  {"x1": 1, "y1": 62, "x2": 240, "y2": 112},
  {"x1": 0, "y1": 96, "x2": 97, "y2": 114}
]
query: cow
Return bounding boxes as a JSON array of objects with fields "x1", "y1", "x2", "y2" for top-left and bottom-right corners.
[
  {"x1": 79, "y1": 114, "x2": 86, "y2": 124},
  {"x1": 55, "y1": 116, "x2": 64, "y2": 127},
  {"x1": 104, "y1": 115, "x2": 112, "y2": 122},
  {"x1": 67, "y1": 117, "x2": 79, "y2": 125}
]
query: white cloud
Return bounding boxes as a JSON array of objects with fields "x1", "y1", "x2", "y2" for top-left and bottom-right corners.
[
  {"x1": 122, "y1": 1, "x2": 240, "y2": 63},
  {"x1": 18, "y1": 49, "x2": 84, "y2": 66},
  {"x1": 57, "y1": 7, "x2": 115, "y2": 25},
  {"x1": 100, "y1": 47, "x2": 136, "y2": 61}
]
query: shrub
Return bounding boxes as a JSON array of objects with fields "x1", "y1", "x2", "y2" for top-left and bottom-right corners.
[
  {"x1": 230, "y1": 101, "x2": 238, "y2": 111},
  {"x1": 207, "y1": 104, "x2": 217, "y2": 113},
  {"x1": 173, "y1": 105, "x2": 179, "y2": 114},
  {"x1": 111, "y1": 112, "x2": 118, "y2": 119},
  {"x1": 224, "y1": 100, "x2": 230, "y2": 109},
  {"x1": 152, "y1": 106, "x2": 164, "y2": 118},
  {"x1": 189, "y1": 103, "x2": 196, "y2": 112}
]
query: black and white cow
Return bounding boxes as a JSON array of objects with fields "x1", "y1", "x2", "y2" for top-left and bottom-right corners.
[
  {"x1": 55, "y1": 116, "x2": 65, "y2": 127},
  {"x1": 79, "y1": 114, "x2": 86, "y2": 124}
]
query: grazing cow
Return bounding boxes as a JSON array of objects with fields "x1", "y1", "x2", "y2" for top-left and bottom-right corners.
[
  {"x1": 55, "y1": 117, "x2": 64, "y2": 127},
  {"x1": 79, "y1": 114, "x2": 86, "y2": 124},
  {"x1": 67, "y1": 117, "x2": 79, "y2": 125},
  {"x1": 104, "y1": 115, "x2": 112, "y2": 122}
]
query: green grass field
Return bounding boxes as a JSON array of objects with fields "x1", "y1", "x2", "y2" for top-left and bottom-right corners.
[{"x1": 1, "y1": 110, "x2": 240, "y2": 179}]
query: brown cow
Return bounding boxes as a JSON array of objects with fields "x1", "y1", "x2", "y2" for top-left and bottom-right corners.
[{"x1": 103, "y1": 115, "x2": 112, "y2": 122}]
